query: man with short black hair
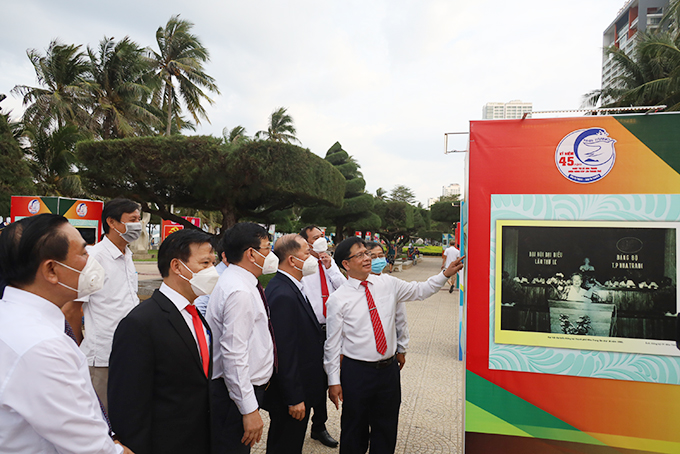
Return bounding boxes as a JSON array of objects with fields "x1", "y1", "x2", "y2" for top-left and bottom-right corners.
[
  {"x1": 108, "y1": 228, "x2": 217, "y2": 454},
  {"x1": 62, "y1": 197, "x2": 142, "y2": 409},
  {"x1": 325, "y1": 237, "x2": 464, "y2": 454},
  {"x1": 0, "y1": 214, "x2": 131, "y2": 454},
  {"x1": 207, "y1": 223, "x2": 277, "y2": 454},
  {"x1": 299, "y1": 225, "x2": 343, "y2": 447},
  {"x1": 263, "y1": 234, "x2": 326, "y2": 454}
]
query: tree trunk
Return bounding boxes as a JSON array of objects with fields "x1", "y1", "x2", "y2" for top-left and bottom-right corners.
[
  {"x1": 335, "y1": 221, "x2": 345, "y2": 242},
  {"x1": 219, "y1": 206, "x2": 238, "y2": 236},
  {"x1": 165, "y1": 84, "x2": 173, "y2": 137}
]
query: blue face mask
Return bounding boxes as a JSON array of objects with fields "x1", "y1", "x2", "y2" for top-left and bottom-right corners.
[{"x1": 371, "y1": 257, "x2": 387, "y2": 274}]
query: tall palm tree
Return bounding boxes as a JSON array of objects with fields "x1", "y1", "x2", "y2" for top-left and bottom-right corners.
[
  {"x1": 84, "y1": 36, "x2": 160, "y2": 139},
  {"x1": 150, "y1": 15, "x2": 220, "y2": 136},
  {"x1": 12, "y1": 40, "x2": 90, "y2": 129},
  {"x1": 255, "y1": 107, "x2": 300, "y2": 143}
]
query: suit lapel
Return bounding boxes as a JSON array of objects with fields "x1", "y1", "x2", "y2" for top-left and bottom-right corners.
[
  {"x1": 279, "y1": 273, "x2": 322, "y2": 334},
  {"x1": 152, "y1": 289, "x2": 205, "y2": 374}
]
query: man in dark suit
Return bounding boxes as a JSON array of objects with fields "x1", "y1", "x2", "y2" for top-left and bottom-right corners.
[
  {"x1": 108, "y1": 228, "x2": 220, "y2": 454},
  {"x1": 264, "y1": 234, "x2": 327, "y2": 454}
]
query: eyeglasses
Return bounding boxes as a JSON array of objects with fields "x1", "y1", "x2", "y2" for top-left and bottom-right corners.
[{"x1": 346, "y1": 251, "x2": 370, "y2": 261}]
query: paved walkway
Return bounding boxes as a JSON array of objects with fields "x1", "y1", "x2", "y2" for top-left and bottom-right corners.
[{"x1": 134, "y1": 257, "x2": 465, "y2": 453}]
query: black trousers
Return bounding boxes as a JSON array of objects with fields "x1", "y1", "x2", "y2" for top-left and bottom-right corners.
[
  {"x1": 266, "y1": 401, "x2": 312, "y2": 454},
  {"x1": 310, "y1": 400, "x2": 328, "y2": 432},
  {"x1": 211, "y1": 378, "x2": 266, "y2": 454},
  {"x1": 339, "y1": 357, "x2": 401, "y2": 454}
]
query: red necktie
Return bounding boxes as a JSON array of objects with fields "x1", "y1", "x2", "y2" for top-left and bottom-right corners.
[
  {"x1": 319, "y1": 260, "x2": 330, "y2": 317},
  {"x1": 185, "y1": 304, "x2": 210, "y2": 377},
  {"x1": 360, "y1": 281, "x2": 387, "y2": 355},
  {"x1": 257, "y1": 282, "x2": 279, "y2": 372}
]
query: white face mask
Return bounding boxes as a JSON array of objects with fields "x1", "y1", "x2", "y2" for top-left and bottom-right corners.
[
  {"x1": 311, "y1": 237, "x2": 328, "y2": 254},
  {"x1": 252, "y1": 247, "x2": 279, "y2": 274},
  {"x1": 179, "y1": 261, "x2": 220, "y2": 297},
  {"x1": 293, "y1": 255, "x2": 318, "y2": 277},
  {"x1": 56, "y1": 256, "x2": 106, "y2": 299},
  {"x1": 114, "y1": 222, "x2": 143, "y2": 243}
]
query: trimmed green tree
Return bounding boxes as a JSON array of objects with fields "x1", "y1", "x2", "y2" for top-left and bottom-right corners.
[
  {"x1": 300, "y1": 142, "x2": 378, "y2": 241},
  {"x1": 77, "y1": 137, "x2": 345, "y2": 233}
]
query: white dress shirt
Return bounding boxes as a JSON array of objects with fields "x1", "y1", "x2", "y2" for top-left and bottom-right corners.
[
  {"x1": 324, "y1": 272, "x2": 448, "y2": 386},
  {"x1": 206, "y1": 264, "x2": 274, "y2": 415},
  {"x1": 194, "y1": 261, "x2": 228, "y2": 316},
  {"x1": 395, "y1": 302, "x2": 409, "y2": 354},
  {"x1": 0, "y1": 287, "x2": 122, "y2": 454},
  {"x1": 79, "y1": 236, "x2": 139, "y2": 367},
  {"x1": 159, "y1": 283, "x2": 209, "y2": 349},
  {"x1": 301, "y1": 258, "x2": 346, "y2": 324}
]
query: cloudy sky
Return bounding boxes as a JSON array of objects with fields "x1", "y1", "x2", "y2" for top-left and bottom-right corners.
[{"x1": 0, "y1": 0, "x2": 624, "y2": 206}]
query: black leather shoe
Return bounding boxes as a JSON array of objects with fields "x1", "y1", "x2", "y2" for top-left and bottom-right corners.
[
  {"x1": 449, "y1": 285, "x2": 454, "y2": 293},
  {"x1": 311, "y1": 429, "x2": 339, "y2": 448}
]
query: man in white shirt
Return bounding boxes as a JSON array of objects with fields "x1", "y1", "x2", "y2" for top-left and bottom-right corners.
[
  {"x1": 299, "y1": 225, "x2": 344, "y2": 448},
  {"x1": 207, "y1": 223, "x2": 276, "y2": 454},
  {"x1": 442, "y1": 240, "x2": 461, "y2": 294},
  {"x1": 108, "y1": 228, "x2": 217, "y2": 454},
  {"x1": 63, "y1": 198, "x2": 142, "y2": 410},
  {"x1": 325, "y1": 237, "x2": 464, "y2": 454},
  {"x1": 0, "y1": 214, "x2": 131, "y2": 454},
  {"x1": 366, "y1": 241, "x2": 409, "y2": 370}
]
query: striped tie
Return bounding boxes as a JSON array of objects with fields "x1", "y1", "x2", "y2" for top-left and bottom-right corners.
[{"x1": 360, "y1": 281, "x2": 387, "y2": 355}]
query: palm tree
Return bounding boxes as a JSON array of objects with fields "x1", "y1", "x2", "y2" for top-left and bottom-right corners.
[
  {"x1": 583, "y1": 0, "x2": 680, "y2": 112},
  {"x1": 12, "y1": 40, "x2": 90, "y2": 129},
  {"x1": 255, "y1": 107, "x2": 301, "y2": 143},
  {"x1": 84, "y1": 36, "x2": 160, "y2": 139},
  {"x1": 150, "y1": 15, "x2": 220, "y2": 136},
  {"x1": 375, "y1": 188, "x2": 387, "y2": 200},
  {"x1": 22, "y1": 120, "x2": 84, "y2": 196},
  {"x1": 583, "y1": 32, "x2": 680, "y2": 111},
  {"x1": 222, "y1": 125, "x2": 249, "y2": 144}
]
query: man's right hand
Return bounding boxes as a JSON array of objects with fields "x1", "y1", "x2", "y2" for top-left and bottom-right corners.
[
  {"x1": 288, "y1": 402, "x2": 306, "y2": 421},
  {"x1": 329, "y1": 385, "x2": 343, "y2": 410},
  {"x1": 443, "y1": 256, "x2": 465, "y2": 278},
  {"x1": 320, "y1": 252, "x2": 333, "y2": 269},
  {"x1": 242, "y1": 410, "x2": 264, "y2": 447}
]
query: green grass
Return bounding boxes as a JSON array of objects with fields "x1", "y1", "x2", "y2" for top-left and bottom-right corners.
[
  {"x1": 258, "y1": 273, "x2": 275, "y2": 288},
  {"x1": 401, "y1": 245, "x2": 443, "y2": 255}
]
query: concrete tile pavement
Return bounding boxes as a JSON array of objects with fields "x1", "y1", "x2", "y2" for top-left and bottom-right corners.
[{"x1": 133, "y1": 257, "x2": 465, "y2": 453}]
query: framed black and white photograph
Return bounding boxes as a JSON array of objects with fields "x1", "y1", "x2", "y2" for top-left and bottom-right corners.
[{"x1": 494, "y1": 219, "x2": 680, "y2": 356}]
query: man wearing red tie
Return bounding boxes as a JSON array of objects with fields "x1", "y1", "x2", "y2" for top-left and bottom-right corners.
[
  {"x1": 108, "y1": 229, "x2": 219, "y2": 454},
  {"x1": 325, "y1": 237, "x2": 464, "y2": 454},
  {"x1": 300, "y1": 225, "x2": 345, "y2": 448}
]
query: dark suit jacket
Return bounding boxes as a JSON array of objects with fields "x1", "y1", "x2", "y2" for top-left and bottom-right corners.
[
  {"x1": 108, "y1": 289, "x2": 212, "y2": 454},
  {"x1": 263, "y1": 272, "x2": 326, "y2": 410}
]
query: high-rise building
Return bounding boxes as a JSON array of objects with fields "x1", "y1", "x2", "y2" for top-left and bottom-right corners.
[
  {"x1": 482, "y1": 100, "x2": 533, "y2": 119},
  {"x1": 427, "y1": 197, "x2": 440, "y2": 208},
  {"x1": 602, "y1": 0, "x2": 668, "y2": 89},
  {"x1": 442, "y1": 184, "x2": 461, "y2": 198}
]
